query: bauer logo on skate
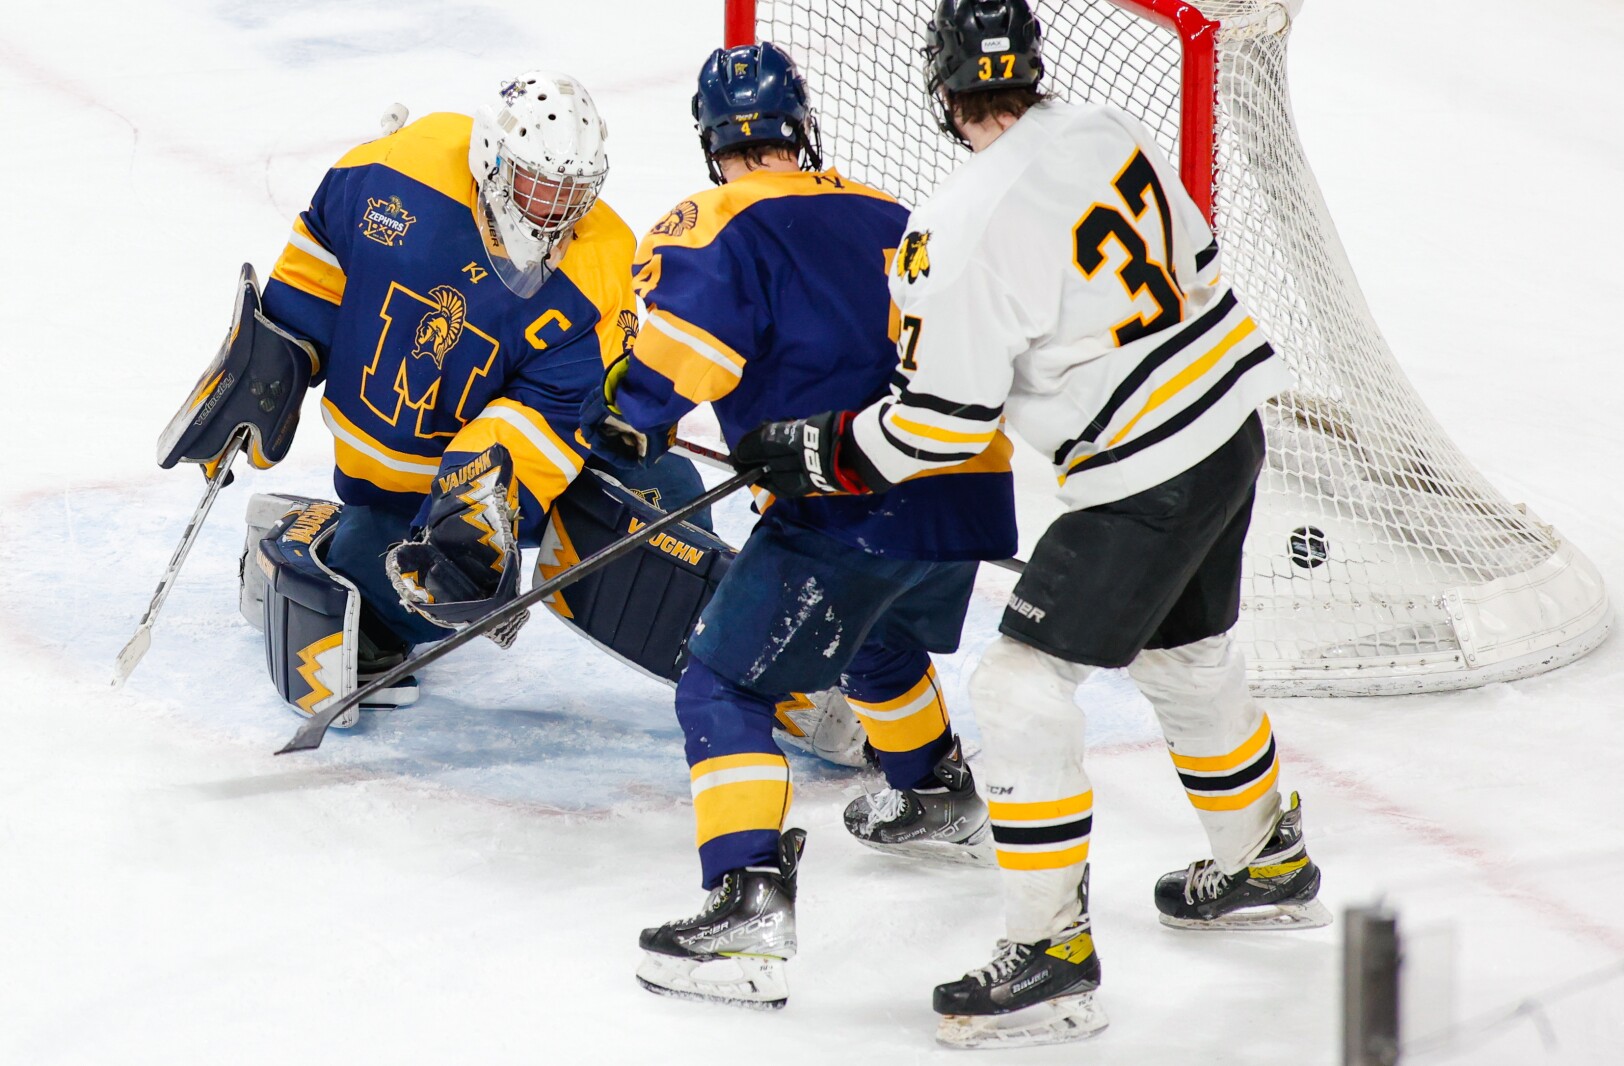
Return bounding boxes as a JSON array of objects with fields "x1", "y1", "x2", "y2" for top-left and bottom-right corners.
[{"x1": 360, "y1": 196, "x2": 415, "y2": 247}]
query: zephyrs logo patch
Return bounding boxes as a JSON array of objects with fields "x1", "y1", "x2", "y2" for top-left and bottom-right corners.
[
  {"x1": 361, "y1": 195, "x2": 416, "y2": 247},
  {"x1": 898, "y1": 230, "x2": 931, "y2": 282},
  {"x1": 652, "y1": 200, "x2": 700, "y2": 237}
]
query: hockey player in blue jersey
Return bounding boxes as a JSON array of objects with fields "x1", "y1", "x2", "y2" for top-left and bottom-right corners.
[
  {"x1": 159, "y1": 71, "x2": 705, "y2": 721},
  {"x1": 578, "y1": 42, "x2": 1018, "y2": 1009}
]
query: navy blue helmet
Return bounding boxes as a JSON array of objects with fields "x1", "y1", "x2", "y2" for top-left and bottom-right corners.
[
  {"x1": 692, "y1": 41, "x2": 823, "y2": 185},
  {"x1": 923, "y1": 0, "x2": 1045, "y2": 145}
]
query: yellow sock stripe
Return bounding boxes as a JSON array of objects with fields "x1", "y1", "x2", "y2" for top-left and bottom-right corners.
[
  {"x1": 1169, "y1": 714, "x2": 1273, "y2": 773},
  {"x1": 1187, "y1": 760, "x2": 1280, "y2": 812},
  {"x1": 690, "y1": 753, "x2": 791, "y2": 848},
  {"x1": 987, "y1": 791, "x2": 1094, "y2": 823},
  {"x1": 996, "y1": 840, "x2": 1090, "y2": 871},
  {"x1": 848, "y1": 669, "x2": 949, "y2": 753}
]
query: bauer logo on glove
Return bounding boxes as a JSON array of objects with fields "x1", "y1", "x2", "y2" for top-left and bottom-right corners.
[{"x1": 386, "y1": 445, "x2": 530, "y2": 648}]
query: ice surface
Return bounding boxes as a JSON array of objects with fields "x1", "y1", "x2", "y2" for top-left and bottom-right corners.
[{"x1": 1, "y1": 1, "x2": 1621, "y2": 1063}]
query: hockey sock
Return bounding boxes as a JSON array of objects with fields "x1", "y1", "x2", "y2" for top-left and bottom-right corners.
[
  {"x1": 842, "y1": 645, "x2": 953, "y2": 790},
  {"x1": 676, "y1": 659, "x2": 794, "y2": 888}
]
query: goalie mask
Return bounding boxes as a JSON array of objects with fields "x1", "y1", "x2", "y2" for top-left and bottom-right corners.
[{"x1": 469, "y1": 71, "x2": 608, "y2": 299}]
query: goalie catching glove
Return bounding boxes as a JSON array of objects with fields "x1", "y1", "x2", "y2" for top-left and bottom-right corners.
[
  {"x1": 732, "y1": 410, "x2": 886, "y2": 498},
  {"x1": 386, "y1": 445, "x2": 530, "y2": 649}
]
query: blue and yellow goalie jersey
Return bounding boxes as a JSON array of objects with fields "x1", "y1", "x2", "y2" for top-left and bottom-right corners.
[
  {"x1": 262, "y1": 112, "x2": 635, "y2": 541},
  {"x1": 614, "y1": 168, "x2": 1016, "y2": 560}
]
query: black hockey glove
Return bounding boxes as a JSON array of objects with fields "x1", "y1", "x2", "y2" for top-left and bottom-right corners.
[
  {"x1": 386, "y1": 445, "x2": 529, "y2": 649},
  {"x1": 577, "y1": 352, "x2": 672, "y2": 468},
  {"x1": 732, "y1": 411, "x2": 881, "y2": 498}
]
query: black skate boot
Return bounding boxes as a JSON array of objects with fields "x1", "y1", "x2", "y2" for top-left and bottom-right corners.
[
  {"x1": 356, "y1": 621, "x2": 418, "y2": 711},
  {"x1": 933, "y1": 868, "x2": 1108, "y2": 1049},
  {"x1": 843, "y1": 737, "x2": 992, "y2": 866},
  {"x1": 1154, "y1": 791, "x2": 1331, "y2": 930},
  {"x1": 636, "y1": 828, "x2": 806, "y2": 1009}
]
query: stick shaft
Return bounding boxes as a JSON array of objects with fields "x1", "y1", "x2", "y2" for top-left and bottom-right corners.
[
  {"x1": 112, "y1": 432, "x2": 246, "y2": 687},
  {"x1": 278, "y1": 466, "x2": 765, "y2": 753},
  {"x1": 673, "y1": 437, "x2": 1027, "y2": 577}
]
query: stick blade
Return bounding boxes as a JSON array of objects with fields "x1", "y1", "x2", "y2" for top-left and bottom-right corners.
[
  {"x1": 276, "y1": 716, "x2": 328, "y2": 755},
  {"x1": 111, "y1": 628, "x2": 152, "y2": 688}
]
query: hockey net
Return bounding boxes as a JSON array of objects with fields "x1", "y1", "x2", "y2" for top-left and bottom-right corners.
[{"x1": 729, "y1": 0, "x2": 1610, "y2": 694}]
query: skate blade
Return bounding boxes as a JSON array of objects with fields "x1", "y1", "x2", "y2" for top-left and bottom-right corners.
[
  {"x1": 852, "y1": 820, "x2": 996, "y2": 869},
  {"x1": 1160, "y1": 897, "x2": 1333, "y2": 931},
  {"x1": 635, "y1": 952, "x2": 788, "y2": 1010},
  {"x1": 936, "y1": 990, "x2": 1108, "y2": 1049}
]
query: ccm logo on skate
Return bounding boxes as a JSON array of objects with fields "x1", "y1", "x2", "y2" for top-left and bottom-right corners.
[{"x1": 1008, "y1": 596, "x2": 1046, "y2": 623}]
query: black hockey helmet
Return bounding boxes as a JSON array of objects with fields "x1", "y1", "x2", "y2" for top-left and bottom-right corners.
[{"x1": 922, "y1": 0, "x2": 1044, "y2": 143}]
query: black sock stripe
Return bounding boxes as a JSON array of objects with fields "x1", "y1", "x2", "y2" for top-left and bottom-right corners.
[
  {"x1": 991, "y1": 815, "x2": 1093, "y2": 846},
  {"x1": 1177, "y1": 737, "x2": 1277, "y2": 794}
]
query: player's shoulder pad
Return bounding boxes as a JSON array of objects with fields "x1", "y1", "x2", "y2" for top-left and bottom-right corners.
[
  {"x1": 557, "y1": 199, "x2": 636, "y2": 315},
  {"x1": 332, "y1": 112, "x2": 475, "y2": 206},
  {"x1": 636, "y1": 169, "x2": 898, "y2": 261}
]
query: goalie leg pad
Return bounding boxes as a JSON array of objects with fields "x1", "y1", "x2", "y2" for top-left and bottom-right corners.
[
  {"x1": 158, "y1": 264, "x2": 317, "y2": 473},
  {"x1": 239, "y1": 493, "x2": 324, "y2": 629},
  {"x1": 258, "y1": 503, "x2": 419, "y2": 723},
  {"x1": 536, "y1": 468, "x2": 735, "y2": 683}
]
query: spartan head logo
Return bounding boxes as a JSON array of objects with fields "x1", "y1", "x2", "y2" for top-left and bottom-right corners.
[
  {"x1": 412, "y1": 285, "x2": 467, "y2": 369},
  {"x1": 898, "y1": 230, "x2": 931, "y2": 283},
  {"x1": 616, "y1": 309, "x2": 640, "y2": 357},
  {"x1": 652, "y1": 200, "x2": 700, "y2": 237}
]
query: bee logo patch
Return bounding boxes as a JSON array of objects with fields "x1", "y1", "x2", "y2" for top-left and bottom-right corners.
[
  {"x1": 898, "y1": 230, "x2": 931, "y2": 283},
  {"x1": 652, "y1": 200, "x2": 700, "y2": 238},
  {"x1": 361, "y1": 196, "x2": 416, "y2": 247}
]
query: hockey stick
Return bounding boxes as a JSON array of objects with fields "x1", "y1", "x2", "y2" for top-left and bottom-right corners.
[
  {"x1": 671, "y1": 437, "x2": 1028, "y2": 577},
  {"x1": 111, "y1": 429, "x2": 248, "y2": 688},
  {"x1": 276, "y1": 465, "x2": 767, "y2": 755}
]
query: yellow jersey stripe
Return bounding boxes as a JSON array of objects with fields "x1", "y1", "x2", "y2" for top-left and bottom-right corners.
[
  {"x1": 270, "y1": 241, "x2": 345, "y2": 306},
  {"x1": 1106, "y1": 317, "x2": 1258, "y2": 448},
  {"x1": 887, "y1": 413, "x2": 1000, "y2": 445},
  {"x1": 1169, "y1": 714, "x2": 1272, "y2": 772},
  {"x1": 637, "y1": 316, "x2": 744, "y2": 405},
  {"x1": 448, "y1": 419, "x2": 575, "y2": 512},
  {"x1": 988, "y1": 791, "x2": 1094, "y2": 823}
]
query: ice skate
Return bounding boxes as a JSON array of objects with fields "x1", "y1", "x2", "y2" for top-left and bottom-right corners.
[
  {"x1": 843, "y1": 737, "x2": 992, "y2": 866},
  {"x1": 636, "y1": 828, "x2": 805, "y2": 1009},
  {"x1": 1155, "y1": 791, "x2": 1331, "y2": 930},
  {"x1": 933, "y1": 870, "x2": 1108, "y2": 1049}
]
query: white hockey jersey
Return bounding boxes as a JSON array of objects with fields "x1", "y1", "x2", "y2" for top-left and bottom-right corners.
[{"x1": 848, "y1": 100, "x2": 1293, "y2": 510}]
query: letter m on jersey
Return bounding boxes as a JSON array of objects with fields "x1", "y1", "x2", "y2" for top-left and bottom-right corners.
[{"x1": 361, "y1": 282, "x2": 501, "y2": 439}]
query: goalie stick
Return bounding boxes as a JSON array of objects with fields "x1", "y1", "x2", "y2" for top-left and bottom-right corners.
[
  {"x1": 671, "y1": 437, "x2": 1028, "y2": 577},
  {"x1": 112, "y1": 429, "x2": 248, "y2": 687},
  {"x1": 276, "y1": 465, "x2": 768, "y2": 755}
]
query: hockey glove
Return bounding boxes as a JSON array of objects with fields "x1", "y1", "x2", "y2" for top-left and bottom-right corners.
[
  {"x1": 577, "y1": 353, "x2": 672, "y2": 468},
  {"x1": 732, "y1": 411, "x2": 880, "y2": 498},
  {"x1": 386, "y1": 445, "x2": 530, "y2": 649}
]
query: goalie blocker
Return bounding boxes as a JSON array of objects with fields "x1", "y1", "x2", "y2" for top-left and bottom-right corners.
[{"x1": 158, "y1": 264, "x2": 317, "y2": 475}]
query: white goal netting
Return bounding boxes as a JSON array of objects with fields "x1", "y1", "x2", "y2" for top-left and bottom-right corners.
[{"x1": 747, "y1": 0, "x2": 1610, "y2": 694}]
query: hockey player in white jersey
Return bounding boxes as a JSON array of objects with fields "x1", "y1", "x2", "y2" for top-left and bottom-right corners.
[{"x1": 733, "y1": 0, "x2": 1330, "y2": 1048}]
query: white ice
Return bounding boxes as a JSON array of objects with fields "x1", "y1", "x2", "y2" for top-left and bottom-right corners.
[{"x1": 2, "y1": 1, "x2": 1622, "y2": 1063}]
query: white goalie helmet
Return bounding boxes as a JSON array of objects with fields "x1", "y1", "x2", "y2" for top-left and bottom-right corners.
[{"x1": 469, "y1": 71, "x2": 609, "y2": 298}]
